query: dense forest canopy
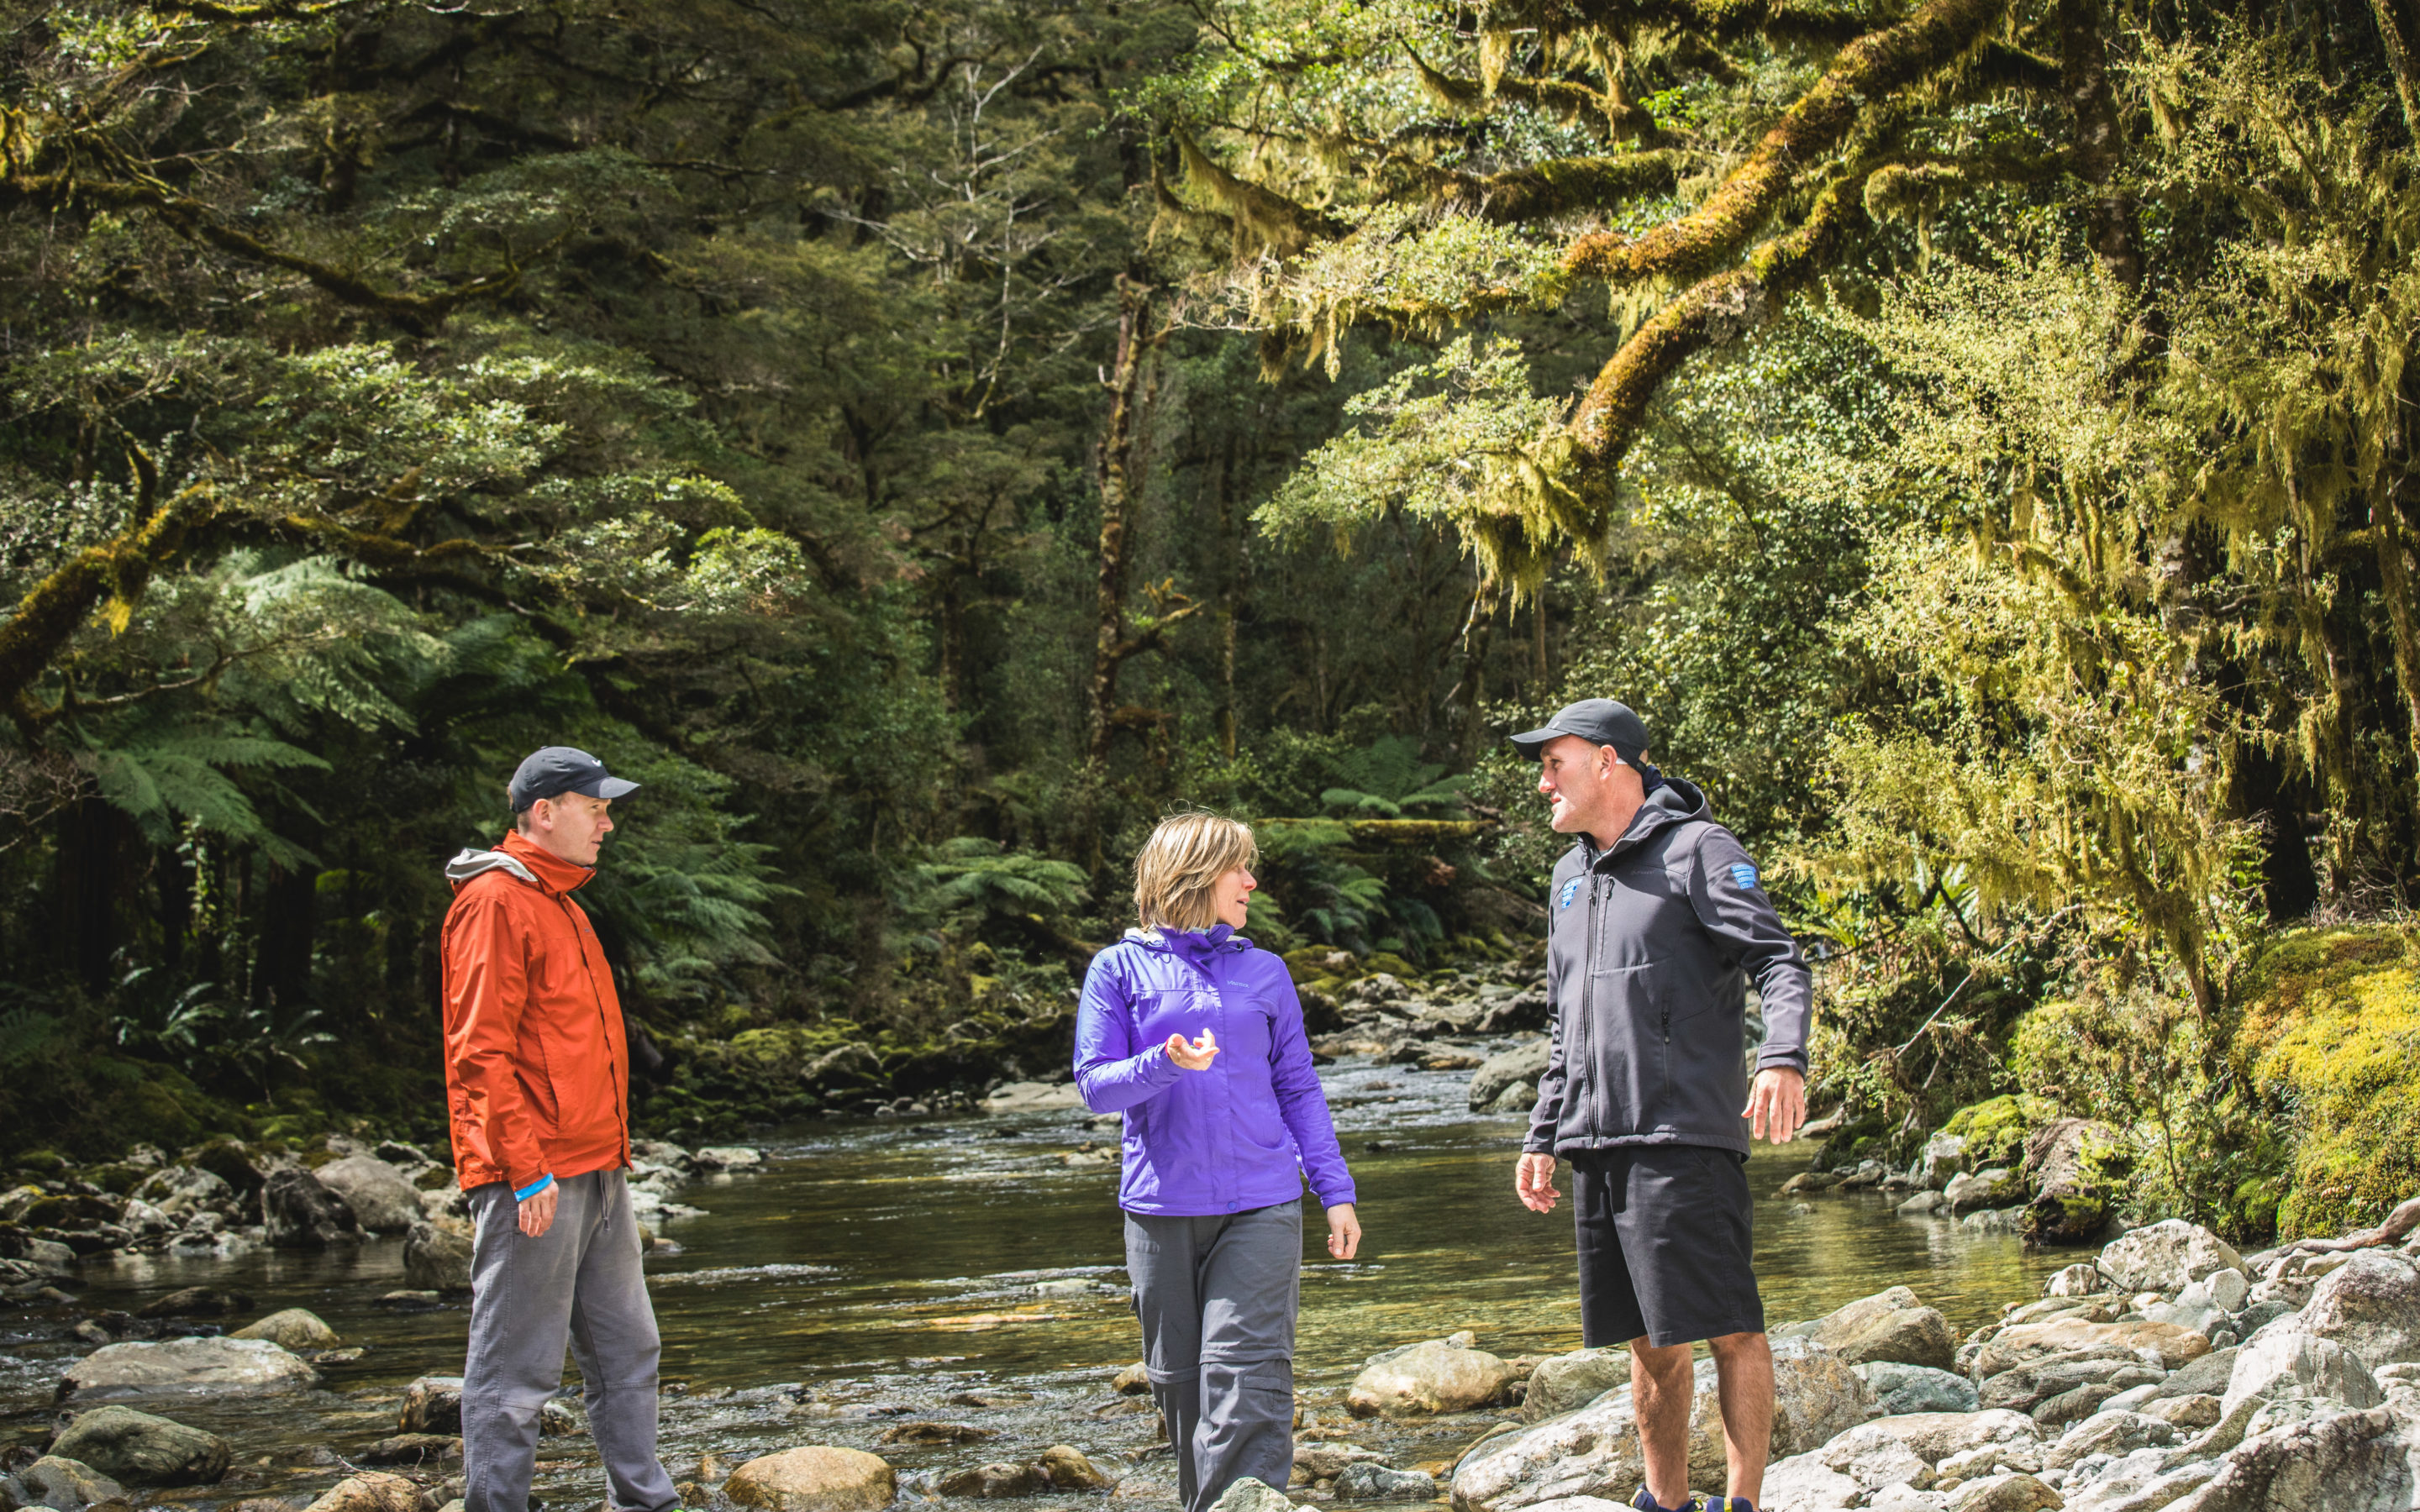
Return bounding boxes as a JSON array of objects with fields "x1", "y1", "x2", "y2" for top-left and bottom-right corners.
[{"x1": 2, "y1": 0, "x2": 2417, "y2": 1240}]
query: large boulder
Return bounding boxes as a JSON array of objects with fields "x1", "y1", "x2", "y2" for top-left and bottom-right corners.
[
  {"x1": 2171, "y1": 1404, "x2": 2405, "y2": 1510},
  {"x1": 2096, "y1": 1220, "x2": 2244, "y2": 1294},
  {"x1": 229, "y1": 1308, "x2": 339, "y2": 1351},
  {"x1": 1468, "y1": 1042, "x2": 1553, "y2": 1113},
  {"x1": 2220, "y1": 1323, "x2": 2383, "y2": 1415},
  {"x1": 313, "y1": 1156, "x2": 422, "y2": 1233},
  {"x1": 724, "y1": 1446, "x2": 897, "y2": 1512},
  {"x1": 1522, "y1": 1347, "x2": 1630, "y2": 1421},
  {"x1": 1449, "y1": 1336, "x2": 1872, "y2": 1510},
  {"x1": 18, "y1": 1456, "x2": 131, "y2": 1512},
  {"x1": 404, "y1": 1220, "x2": 473, "y2": 1293},
  {"x1": 300, "y1": 1471, "x2": 421, "y2": 1512},
  {"x1": 262, "y1": 1168, "x2": 359, "y2": 1248},
  {"x1": 2301, "y1": 1250, "x2": 2420, "y2": 1371},
  {"x1": 1970, "y1": 1319, "x2": 2212, "y2": 1378},
  {"x1": 1944, "y1": 1168, "x2": 2024, "y2": 1215},
  {"x1": 50, "y1": 1405, "x2": 229, "y2": 1486},
  {"x1": 61, "y1": 1336, "x2": 318, "y2": 1397},
  {"x1": 1349, "y1": 1337, "x2": 1517, "y2": 1417},
  {"x1": 1794, "y1": 1287, "x2": 1956, "y2": 1370},
  {"x1": 2019, "y1": 1118, "x2": 2121, "y2": 1247}
]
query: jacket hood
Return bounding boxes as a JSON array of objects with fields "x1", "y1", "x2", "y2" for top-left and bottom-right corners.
[
  {"x1": 445, "y1": 830, "x2": 597, "y2": 895},
  {"x1": 1121, "y1": 922, "x2": 1255, "y2": 958},
  {"x1": 1581, "y1": 774, "x2": 1712, "y2": 866}
]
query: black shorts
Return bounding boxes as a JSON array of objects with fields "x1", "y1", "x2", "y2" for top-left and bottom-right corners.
[{"x1": 1569, "y1": 1144, "x2": 1765, "y2": 1349}]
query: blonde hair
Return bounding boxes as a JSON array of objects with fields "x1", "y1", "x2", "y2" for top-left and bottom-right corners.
[{"x1": 1134, "y1": 811, "x2": 1258, "y2": 932}]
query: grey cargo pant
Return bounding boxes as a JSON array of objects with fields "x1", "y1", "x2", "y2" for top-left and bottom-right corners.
[
  {"x1": 464, "y1": 1169, "x2": 676, "y2": 1512},
  {"x1": 1124, "y1": 1203, "x2": 1302, "y2": 1512}
]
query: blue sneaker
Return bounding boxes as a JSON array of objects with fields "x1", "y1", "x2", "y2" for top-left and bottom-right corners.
[{"x1": 1628, "y1": 1491, "x2": 1700, "y2": 1512}]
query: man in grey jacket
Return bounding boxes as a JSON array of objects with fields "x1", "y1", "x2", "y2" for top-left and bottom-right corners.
[{"x1": 1509, "y1": 700, "x2": 1811, "y2": 1512}]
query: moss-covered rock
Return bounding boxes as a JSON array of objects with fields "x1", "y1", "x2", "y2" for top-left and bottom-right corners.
[
  {"x1": 1943, "y1": 1095, "x2": 2058, "y2": 1171},
  {"x1": 2237, "y1": 925, "x2": 2420, "y2": 1239}
]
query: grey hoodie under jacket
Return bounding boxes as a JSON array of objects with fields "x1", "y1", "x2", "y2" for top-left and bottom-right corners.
[{"x1": 1525, "y1": 775, "x2": 1813, "y2": 1159}]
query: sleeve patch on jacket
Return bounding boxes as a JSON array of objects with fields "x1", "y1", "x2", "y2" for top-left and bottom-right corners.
[
  {"x1": 1728, "y1": 862, "x2": 1760, "y2": 891},
  {"x1": 1558, "y1": 877, "x2": 1582, "y2": 910}
]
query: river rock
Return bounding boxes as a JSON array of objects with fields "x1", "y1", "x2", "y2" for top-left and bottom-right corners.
[
  {"x1": 230, "y1": 1307, "x2": 339, "y2": 1350},
  {"x1": 1857, "y1": 1362, "x2": 1979, "y2": 1415},
  {"x1": 1815, "y1": 1421, "x2": 1935, "y2": 1489},
  {"x1": 400, "y1": 1377, "x2": 466, "y2": 1433},
  {"x1": 62, "y1": 1336, "x2": 317, "y2": 1397},
  {"x1": 1920, "y1": 1133, "x2": 1972, "y2": 1189},
  {"x1": 302, "y1": 1471, "x2": 420, "y2": 1512},
  {"x1": 1971, "y1": 1319, "x2": 2212, "y2": 1378},
  {"x1": 2044, "y1": 1263, "x2": 2106, "y2": 1299},
  {"x1": 262, "y1": 1168, "x2": 358, "y2": 1247},
  {"x1": 983, "y1": 1081, "x2": 1083, "y2": 1111},
  {"x1": 133, "y1": 1287, "x2": 250, "y2": 1319},
  {"x1": 939, "y1": 1462, "x2": 1039, "y2": 1498},
  {"x1": 1467, "y1": 1042, "x2": 1552, "y2": 1112},
  {"x1": 1208, "y1": 1479, "x2": 1292, "y2": 1512},
  {"x1": 1112, "y1": 1362, "x2": 1151, "y2": 1395},
  {"x1": 313, "y1": 1156, "x2": 421, "y2": 1233},
  {"x1": 726, "y1": 1446, "x2": 897, "y2": 1512},
  {"x1": 1944, "y1": 1168, "x2": 2023, "y2": 1215},
  {"x1": 1898, "y1": 1191, "x2": 1949, "y2": 1216},
  {"x1": 1941, "y1": 1473, "x2": 2059, "y2": 1512},
  {"x1": 1488, "y1": 1081, "x2": 1537, "y2": 1116},
  {"x1": 877, "y1": 1422, "x2": 997, "y2": 1446},
  {"x1": 1799, "y1": 1286, "x2": 1956, "y2": 1370},
  {"x1": 1449, "y1": 1336, "x2": 1871, "y2": 1509},
  {"x1": 2299, "y1": 1249, "x2": 2420, "y2": 1371},
  {"x1": 1521, "y1": 1347, "x2": 1629, "y2": 1421},
  {"x1": 1334, "y1": 1464, "x2": 1436, "y2": 1501},
  {"x1": 1758, "y1": 1452, "x2": 1861, "y2": 1511},
  {"x1": 2220, "y1": 1323, "x2": 2382, "y2": 1415},
  {"x1": 1860, "y1": 1410, "x2": 2042, "y2": 1463},
  {"x1": 19, "y1": 1457, "x2": 131, "y2": 1511},
  {"x1": 697, "y1": 1146, "x2": 764, "y2": 1171},
  {"x1": 1349, "y1": 1338, "x2": 1516, "y2": 1417},
  {"x1": 360, "y1": 1434, "x2": 462, "y2": 1467},
  {"x1": 2042, "y1": 1409, "x2": 2174, "y2": 1469},
  {"x1": 2020, "y1": 1118, "x2": 2121, "y2": 1247},
  {"x1": 132, "y1": 1166, "x2": 237, "y2": 1221},
  {"x1": 2175, "y1": 1403, "x2": 2402, "y2": 1510},
  {"x1": 1978, "y1": 1350, "x2": 2162, "y2": 1417},
  {"x1": 50, "y1": 1405, "x2": 229, "y2": 1485},
  {"x1": 2097, "y1": 1220, "x2": 2243, "y2": 1294},
  {"x1": 1037, "y1": 1446, "x2": 1113, "y2": 1492},
  {"x1": 1292, "y1": 1446, "x2": 1385, "y2": 1483},
  {"x1": 404, "y1": 1221, "x2": 472, "y2": 1293}
]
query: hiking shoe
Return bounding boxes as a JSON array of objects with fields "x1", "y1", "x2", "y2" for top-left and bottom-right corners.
[{"x1": 1628, "y1": 1492, "x2": 1699, "y2": 1512}]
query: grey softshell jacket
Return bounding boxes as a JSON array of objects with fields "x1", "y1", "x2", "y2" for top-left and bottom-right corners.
[{"x1": 1525, "y1": 776, "x2": 1814, "y2": 1158}]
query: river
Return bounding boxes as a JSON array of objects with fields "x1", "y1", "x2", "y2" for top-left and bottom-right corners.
[{"x1": 3, "y1": 1051, "x2": 2065, "y2": 1508}]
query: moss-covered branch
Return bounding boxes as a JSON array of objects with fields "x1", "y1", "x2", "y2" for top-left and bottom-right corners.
[
  {"x1": 1429, "y1": 152, "x2": 1686, "y2": 223},
  {"x1": 0, "y1": 485, "x2": 217, "y2": 727},
  {"x1": 1565, "y1": 163, "x2": 1877, "y2": 481},
  {"x1": 1562, "y1": 0, "x2": 2007, "y2": 288},
  {"x1": 1173, "y1": 129, "x2": 1338, "y2": 260}
]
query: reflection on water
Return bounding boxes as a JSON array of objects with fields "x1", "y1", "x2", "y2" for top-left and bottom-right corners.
[{"x1": 3, "y1": 1049, "x2": 2066, "y2": 1506}]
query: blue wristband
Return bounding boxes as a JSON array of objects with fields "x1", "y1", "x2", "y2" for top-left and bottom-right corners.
[{"x1": 514, "y1": 1174, "x2": 555, "y2": 1202}]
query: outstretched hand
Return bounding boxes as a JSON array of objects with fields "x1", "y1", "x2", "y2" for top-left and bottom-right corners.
[{"x1": 1166, "y1": 1027, "x2": 1220, "y2": 1071}]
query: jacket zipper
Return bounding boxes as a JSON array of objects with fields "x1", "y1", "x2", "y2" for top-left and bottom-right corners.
[
  {"x1": 556, "y1": 894, "x2": 629, "y2": 1163},
  {"x1": 1576, "y1": 869, "x2": 1602, "y2": 1090}
]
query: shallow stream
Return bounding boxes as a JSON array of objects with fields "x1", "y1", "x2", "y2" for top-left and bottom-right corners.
[{"x1": 2, "y1": 1050, "x2": 2066, "y2": 1508}]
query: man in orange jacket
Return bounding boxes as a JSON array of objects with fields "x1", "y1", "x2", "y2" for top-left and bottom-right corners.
[{"x1": 442, "y1": 746, "x2": 677, "y2": 1512}]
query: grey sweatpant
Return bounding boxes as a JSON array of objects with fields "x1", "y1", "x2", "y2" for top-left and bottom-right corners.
[
  {"x1": 1124, "y1": 1203, "x2": 1303, "y2": 1512},
  {"x1": 464, "y1": 1169, "x2": 676, "y2": 1512}
]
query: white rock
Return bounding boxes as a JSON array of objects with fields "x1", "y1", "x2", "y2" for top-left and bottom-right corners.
[
  {"x1": 2043, "y1": 1410, "x2": 2174, "y2": 1470},
  {"x1": 1862, "y1": 1410, "x2": 2044, "y2": 1465},
  {"x1": 2098, "y1": 1221, "x2": 2244, "y2": 1295},
  {"x1": 695, "y1": 1147, "x2": 763, "y2": 1170},
  {"x1": 1816, "y1": 1421, "x2": 1936, "y2": 1488},
  {"x1": 2301, "y1": 1249, "x2": 2420, "y2": 1371},
  {"x1": 984, "y1": 1081, "x2": 1084, "y2": 1110},
  {"x1": 1759, "y1": 1451, "x2": 1862, "y2": 1511},
  {"x1": 60, "y1": 1337, "x2": 317, "y2": 1396},
  {"x1": 2176, "y1": 1268, "x2": 2249, "y2": 1314},
  {"x1": 2046, "y1": 1264, "x2": 2107, "y2": 1299},
  {"x1": 1347, "y1": 1338, "x2": 1515, "y2": 1417},
  {"x1": 2220, "y1": 1324, "x2": 2383, "y2": 1416}
]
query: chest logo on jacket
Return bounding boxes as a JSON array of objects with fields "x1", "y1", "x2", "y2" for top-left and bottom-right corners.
[{"x1": 1558, "y1": 877, "x2": 1583, "y2": 910}]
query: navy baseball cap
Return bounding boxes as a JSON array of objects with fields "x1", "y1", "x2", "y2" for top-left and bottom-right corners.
[
  {"x1": 509, "y1": 747, "x2": 639, "y2": 812},
  {"x1": 1509, "y1": 699, "x2": 1651, "y2": 764}
]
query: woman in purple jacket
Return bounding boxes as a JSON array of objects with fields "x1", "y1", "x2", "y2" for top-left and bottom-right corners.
[{"x1": 1075, "y1": 812, "x2": 1360, "y2": 1512}]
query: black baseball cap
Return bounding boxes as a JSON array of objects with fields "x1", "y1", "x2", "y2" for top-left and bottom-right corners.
[
  {"x1": 1509, "y1": 699, "x2": 1651, "y2": 764},
  {"x1": 509, "y1": 747, "x2": 639, "y2": 812}
]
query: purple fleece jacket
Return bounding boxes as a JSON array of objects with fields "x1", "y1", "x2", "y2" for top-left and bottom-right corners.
[{"x1": 1073, "y1": 924, "x2": 1356, "y2": 1216}]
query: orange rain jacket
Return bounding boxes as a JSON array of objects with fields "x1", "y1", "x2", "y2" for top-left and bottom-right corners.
[{"x1": 439, "y1": 830, "x2": 631, "y2": 1194}]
